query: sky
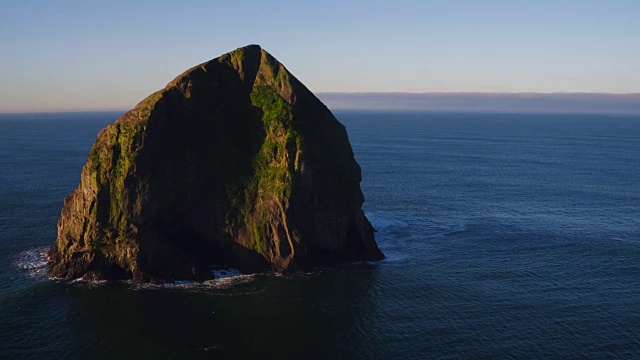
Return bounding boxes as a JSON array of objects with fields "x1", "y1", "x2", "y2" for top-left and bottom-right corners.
[{"x1": 0, "y1": 0, "x2": 639, "y2": 112}]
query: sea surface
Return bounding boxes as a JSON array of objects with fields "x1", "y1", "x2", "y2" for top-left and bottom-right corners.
[{"x1": 1, "y1": 111, "x2": 639, "y2": 359}]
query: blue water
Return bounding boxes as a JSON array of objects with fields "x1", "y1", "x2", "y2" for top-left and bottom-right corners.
[{"x1": 1, "y1": 111, "x2": 639, "y2": 359}]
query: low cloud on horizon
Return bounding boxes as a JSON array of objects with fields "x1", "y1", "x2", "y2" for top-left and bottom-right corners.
[
  {"x1": 317, "y1": 93, "x2": 640, "y2": 115},
  {"x1": 2, "y1": 92, "x2": 640, "y2": 115}
]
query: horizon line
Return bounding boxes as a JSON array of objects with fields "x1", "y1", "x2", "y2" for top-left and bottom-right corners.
[{"x1": 1, "y1": 91, "x2": 639, "y2": 115}]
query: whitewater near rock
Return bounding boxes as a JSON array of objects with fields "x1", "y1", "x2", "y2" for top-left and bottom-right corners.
[{"x1": 49, "y1": 45, "x2": 384, "y2": 282}]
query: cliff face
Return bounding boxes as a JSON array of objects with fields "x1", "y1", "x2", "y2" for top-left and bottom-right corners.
[{"x1": 49, "y1": 45, "x2": 384, "y2": 282}]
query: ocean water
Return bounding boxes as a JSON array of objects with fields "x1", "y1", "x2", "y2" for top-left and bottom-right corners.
[{"x1": 1, "y1": 111, "x2": 639, "y2": 359}]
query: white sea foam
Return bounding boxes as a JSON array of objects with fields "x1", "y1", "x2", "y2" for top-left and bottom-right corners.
[
  {"x1": 14, "y1": 246, "x2": 49, "y2": 279},
  {"x1": 205, "y1": 272, "x2": 257, "y2": 289},
  {"x1": 134, "y1": 268, "x2": 257, "y2": 291},
  {"x1": 23, "y1": 254, "x2": 256, "y2": 290}
]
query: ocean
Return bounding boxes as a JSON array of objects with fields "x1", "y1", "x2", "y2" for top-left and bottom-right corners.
[{"x1": 1, "y1": 111, "x2": 639, "y2": 359}]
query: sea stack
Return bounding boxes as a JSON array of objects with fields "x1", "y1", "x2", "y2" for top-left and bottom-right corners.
[{"x1": 49, "y1": 45, "x2": 384, "y2": 282}]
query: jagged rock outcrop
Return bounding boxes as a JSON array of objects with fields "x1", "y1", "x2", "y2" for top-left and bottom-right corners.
[{"x1": 49, "y1": 45, "x2": 384, "y2": 282}]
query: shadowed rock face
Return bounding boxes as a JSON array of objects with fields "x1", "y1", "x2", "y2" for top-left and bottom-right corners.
[{"x1": 49, "y1": 45, "x2": 384, "y2": 282}]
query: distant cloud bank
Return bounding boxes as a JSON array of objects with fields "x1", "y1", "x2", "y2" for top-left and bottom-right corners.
[{"x1": 317, "y1": 93, "x2": 640, "y2": 114}]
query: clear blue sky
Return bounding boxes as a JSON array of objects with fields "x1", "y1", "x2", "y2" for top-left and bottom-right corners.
[{"x1": 1, "y1": 0, "x2": 638, "y2": 112}]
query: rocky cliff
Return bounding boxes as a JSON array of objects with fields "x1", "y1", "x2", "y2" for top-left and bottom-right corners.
[{"x1": 49, "y1": 45, "x2": 384, "y2": 282}]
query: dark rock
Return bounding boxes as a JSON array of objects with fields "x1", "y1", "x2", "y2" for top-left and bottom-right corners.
[{"x1": 49, "y1": 45, "x2": 384, "y2": 282}]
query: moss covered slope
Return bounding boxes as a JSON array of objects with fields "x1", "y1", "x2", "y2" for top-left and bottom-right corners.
[{"x1": 49, "y1": 45, "x2": 384, "y2": 282}]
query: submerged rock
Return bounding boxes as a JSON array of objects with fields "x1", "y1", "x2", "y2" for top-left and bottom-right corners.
[{"x1": 49, "y1": 45, "x2": 384, "y2": 282}]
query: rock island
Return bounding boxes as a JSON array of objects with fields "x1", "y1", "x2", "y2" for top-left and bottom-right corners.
[{"x1": 49, "y1": 45, "x2": 384, "y2": 282}]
